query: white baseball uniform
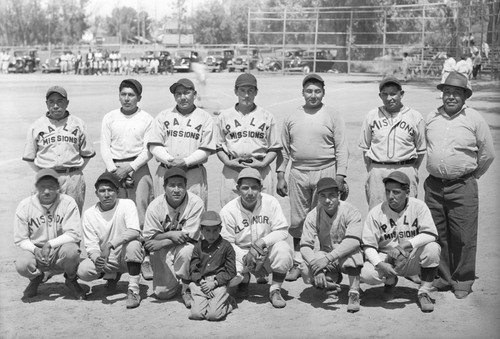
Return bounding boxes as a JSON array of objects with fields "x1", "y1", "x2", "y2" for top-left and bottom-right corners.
[
  {"x1": 147, "y1": 106, "x2": 215, "y2": 206},
  {"x1": 216, "y1": 105, "x2": 281, "y2": 206}
]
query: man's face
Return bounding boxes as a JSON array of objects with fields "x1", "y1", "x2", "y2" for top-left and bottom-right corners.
[
  {"x1": 95, "y1": 183, "x2": 118, "y2": 211},
  {"x1": 200, "y1": 225, "x2": 221, "y2": 244},
  {"x1": 385, "y1": 181, "x2": 409, "y2": 212},
  {"x1": 237, "y1": 178, "x2": 262, "y2": 209},
  {"x1": 302, "y1": 82, "x2": 324, "y2": 109},
  {"x1": 235, "y1": 85, "x2": 257, "y2": 108},
  {"x1": 36, "y1": 177, "x2": 59, "y2": 205},
  {"x1": 164, "y1": 176, "x2": 187, "y2": 204},
  {"x1": 379, "y1": 85, "x2": 404, "y2": 113},
  {"x1": 46, "y1": 93, "x2": 69, "y2": 119},
  {"x1": 174, "y1": 85, "x2": 196, "y2": 112},
  {"x1": 442, "y1": 85, "x2": 466, "y2": 115},
  {"x1": 119, "y1": 87, "x2": 140, "y2": 113},
  {"x1": 317, "y1": 188, "x2": 340, "y2": 215}
]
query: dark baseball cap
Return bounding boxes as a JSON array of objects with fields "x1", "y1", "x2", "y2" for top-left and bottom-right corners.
[
  {"x1": 120, "y1": 79, "x2": 142, "y2": 96},
  {"x1": 379, "y1": 76, "x2": 402, "y2": 92},
  {"x1": 235, "y1": 73, "x2": 258, "y2": 88},
  {"x1": 94, "y1": 172, "x2": 121, "y2": 189},
  {"x1": 302, "y1": 74, "x2": 324, "y2": 87},
  {"x1": 316, "y1": 177, "x2": 339, "y2": 194},
  {"x1": 237, "y1": 168, "x2": 262, "y2": 183},
  {"x1": 382, "y1": 171, "x2": 410, "y2": 186},
  {"x1": 170, "y1": 78, "x2": 195, "y2": 94},
  {"x1": 35, "y1": 169, "x2": 59, "y2": 184},
  {"x1": 200, "y1": 210, "x2": 222, "y2": 227},
  {"x1": 163, "y1": 167, "x2": 187, "y2": 185},
  {"x1": 46, "y1": 85, "x2": 68, "y2": 99}
]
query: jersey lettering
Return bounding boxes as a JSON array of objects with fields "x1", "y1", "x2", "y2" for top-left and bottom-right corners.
[
  {"x1": 194, "y1": 124, "x2": 202, "y2": 132},
  {"x1": 27, "y1": 214, "x2": 64, "y2": 233},
  {"x1": 250, "y1": 118, "x2": 255, "y2": 126},
  {"x1": 165, "y1": 130, "x2": 200, "y2": 140},
  {"x1": 234, "y1": 120, "x2": 241, "y2": 128},
  {"x1": 173, "y1": 118, "x2": 180, "y2": 126},
  {"x1": 227, "y1": 130, "x2": 265, "y2": 140},
  {"x1": 258, "y1": 123, "x2": 266, "y2": 131}
]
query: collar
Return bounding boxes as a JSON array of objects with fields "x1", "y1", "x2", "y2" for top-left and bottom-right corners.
[
  {"x1": 46, "y1": 110, "x2": 70, "y2": 121},
  {"x1": 165, "y1": 193, "x2": 187, "y2": 210},
  {"x1": 235, "y1": 103, "x2": 257, "y2": 114},
  {"x1": 202, "y1": 235, "x2": 223, "y2": 250},
  {"x1": 436, "y1": 105, "x2": 467, "y2": 119}
]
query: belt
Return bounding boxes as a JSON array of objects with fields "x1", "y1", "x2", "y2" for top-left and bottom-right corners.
[
  {"x1": 113, "y1": 156, "x2": 138, "y2": 163},
  {"x1": 53, "y1": 167, "x2": 80, "y2": 174},
  {"x1": 372, "y1": 159, "x2": 416, "y2": 166},
  {"x1": 430, "y1": 172, "x2": 475, "y2": 184},
  {"x1": 160, "y1": 163, "x2": 202, "y2": 171}
]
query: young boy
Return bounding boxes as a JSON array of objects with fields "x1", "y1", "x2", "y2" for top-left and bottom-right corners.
[{"x1": 188, "y1": 211, "x2": 236, "y2": 321}]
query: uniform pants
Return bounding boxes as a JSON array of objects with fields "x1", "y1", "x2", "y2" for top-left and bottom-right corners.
[
  {"x1": 365, "y1": 163, "x2": 418, "y2": 210},
  {"x1": 77, "y1": 240, "x2": 144, "y2": 281},
  {"x1": 115, "y1": 161, "x2": 154, "y2": 228},
  {"x1": 58, "y1": 169, "x2": 86, "y2": 214},
  {"x1": 154, "y1": 165, "x2": 208, "y2": 208},
  {"x1": 189, "y1": 283, "x2": 233, "y2": 321},
  {"x1": 220, "y1": 165, "x2": 274, "y2": 207},
  {"x1": 150, "y1": 243, "x2": 194, "y2": 299},
  {"x1": 424, "y1": 174, "x2": 478, "y2": 292},
  {"x1": 288, "y1": 163, "x2": 337, "y2": 239},
  {"x1": 15, "y1": 243, "x2": 81, "y2": 279},
  {"x1": 301, "y1": 250, "x2": 364, "y2": 285},
  {"x1": 360, "y1": 242, "x2": 441, "y2": 285}
]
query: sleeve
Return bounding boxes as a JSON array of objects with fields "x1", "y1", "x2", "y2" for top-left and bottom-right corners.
[
  {"x1": 81, "y1": 209, "x2": 102, "y2": 262},
  {"x1": 361, "y1": 210, "x2": 381, "y2": 252},
  {"x1": 22, "y1": 123, "x2": 38, "y2": 162},
  {"x1": 146, "y1": 114, "x2": 167, "y2": 149},
  {"x1": 267, "y1": 114, "x2": 282, "y2": 152},
  {"x1": 332, "y1": 110, "x2": 348, "y2": 177},
  {"x1": 215, "y1": 115, "x2": 227, "y2": 153},
  {"x1": 184, "y1": 149, "x2": 210, "y2": 167},
  {"x1": 262, "y1": 199, "x2": 289, "y2": 247},
  {"x1": 300, "y1": 210, "x2": 317, "y2": 250},
  {"x1": 79, "y1": 120, "x2": 96, "y2": 159},
  {"x1": 182, "y1": 197, "x2": 203, "y2": 241},
  {"x1": 188, "y1": 243, "x2": 202, "y2": 283},
  {"x1": 414, "y1": 113, "x2": 427, "y2": 154},
  {"x1": 198, "y1": 113, "x2": 216, "y2": 152},
  {"x1": 130, "y1": 116, "x2": 154, "y2": 171},
  {"x1": 100, "y1": 114, "x2": 117, "y2": 172},
  {"x1": 143, "y1": 199, "x2": 164, "y2": 240},
  {"x1": 365, "y1": 247, "x2": 383, "y2": 267},
  {"x1": 408, "y1": 202, "x2": 438, "y2": 249},
  {"x1": 215, "y1": 242, "x2": 236, "y2": 286},
  {"x1": 358, "y1": 115, "x2": 372, "y2": 151},
  {"x1": 219, "y1": 207, "x2": 236, "y2": 244},
  {"x1": 110, "y1": 200, "x2": 141, "y2": 249},
  {"x1": 473, "y1": 114, "x2": 495, "y2": 179},
  {"x1": 13, "y1": 200, "x2": 37, "y2": 253},
  {"x1": 276, "y1": 118, "x2": 291, "y2": 172},
  {"x1": 48, "y1": 199, "x2": 81, "y2": 248}
]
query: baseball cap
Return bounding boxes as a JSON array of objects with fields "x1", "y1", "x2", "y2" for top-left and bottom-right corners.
[
  {"x1": 200, "y1": 210, "x2": 222, "y2": 227},
  {"x1": 379, "y1": 76, "x2": 402, "y2": 92},
  {"x1": 382, "y1": 171, "x2": 410, "y2": 186},
  {"x1": 163, "y1": 167, "x2": 187, "y2": 185},
  {"x1": 35, "y1": 169, "x2": 59, "y2": 184},
  {"x1": 235, "y1": 73, "x2": 258, "y2": 88},
  {"x1": 302, "y1": 73, "x2": 324, "y2": 87},
  {"x1": 94, "y1": 172, "x2": 121, "y2": 190},
  {"x1": 120, "y1": 79, "x2": 142, "y2": 96},
  {"x1": 436, "y1": 71, "x2": 472, "y2": 99},
  {"x1": 237, "y1": 168, "x2": 262, "y2": 183},
  {"x1": 169, "y1": 78, "x2": 195, "y2": 94},
  {"x1": 316, "y1": 177, "x2": 339, "y2": 194},
  {"x1": 46, "y1": 86, "x2": 68, "y2": 99}
]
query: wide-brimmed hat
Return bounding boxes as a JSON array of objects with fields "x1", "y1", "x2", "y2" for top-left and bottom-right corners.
[{"x1": 437, "y1": 71, "x2": 472, "y2": 99}]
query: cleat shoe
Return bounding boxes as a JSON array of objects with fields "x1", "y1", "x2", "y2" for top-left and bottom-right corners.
[
  {"x1": 285, "y1": 264, "x2": 301, "y2": 281},
  {"x1": 23, "y1": 272, "x2": 45, "y2": 299},
  {"x1": 383, "y1": 276, "x2": 398, "y2": 302},
  {"x1": 256, "y1": 275, "x2": 269, "y2": 284},
  {"x1": 453, "y1": 290, "x2": 470, "y2": 299},
  {"x1": 105, "y1": 272, "x2": 122, "y2": 294},
  {"x1": 141, "y1": 260, "x2": 154, "y2": 281},
  {"x1": 269, "y1": 289, "x2": 286, "y2": 308},
  {"x1": 126, "y1": 289, "x2": 141, "y2": 309},
  {"x1": 64, "y1": 275, "x2": 87, "y2": 300},
  {"x1": 182, "y1": 290, "x2": 193, "y2": 309},
  {"x1": 347, "y1": 290, "x2": 361, "y2": 313},
  {"x1": 418, "y1": 293, "x2": 434, "y2": 312}
]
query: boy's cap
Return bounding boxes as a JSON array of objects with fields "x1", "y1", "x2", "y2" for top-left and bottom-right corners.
[
  {"x1": 237, "y1": 168, "x2": 262, "y2": 182},
  {"x1": 200, "y1": 211, "x2": 222, "y2": 227},
  {"x1": 120, "y1": 79, "x2": 142, "y2": 96},
  {"x1": 35, "y1": 169, "x2": 59, "y2": 184},
  {"x1": 316, "y1": 177, "x2": 339, "y2": 194},
  {"x1": 169, "y1": 78, "x2": 195, "y2": 93},
  {"x1": 382, "y1": 171, "x2": 410, "y2": 186},
  {"x1": 46, "y1": 85, "x2": 68, "y2": 99},
  {"x1": 235, "y1": 73, "x2": 258, "y2": 88},
  {"x1": 302, "y1": 73, "x2": 324, "y2": 87},
  {"x1": 379, "y1": 76, "x2": 402, "y2": 91},
  {"x1": 163, "y1": 167, "x2": 187, "y2": 184},
  {"x1": 94, "y1": 172, "x2": 121, "y2": 190}
]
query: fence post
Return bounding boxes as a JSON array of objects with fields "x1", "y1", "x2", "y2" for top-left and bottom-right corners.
[
  {"x1": 348, "y1": 8, "x2": 353, "y2": 74},
  {"x1": 421, "y1": 5, "x2": 425, "y2": 77}
]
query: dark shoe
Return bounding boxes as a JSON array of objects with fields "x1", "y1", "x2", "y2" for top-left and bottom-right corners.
[
  {"x1": 383, "y1": 276, "x2": 398, "y2": 302},
  {"x1": 141, "y1": 260, "x2": 153, "y2": 281},
  {"x1": 269, "y1": 289, "x2": 286, "y2": 308},
  {"x1": 285, "y1": 264, "x2": 301, "y2": 281},
  {"x1": 23, "y1": 273, "x2": 45, "y2": 298},
  {"x1": 105, "y1": 272, "x2": 122, "y2": 294},
  {"x1": 126, "y1": 289, "x2": 141, "y2": 309},
  {"x1": 64, "y1": 275, "x2": 87, "y2": 300},
  {"x1": 256, "y1": 275, "x2": 269, "y2": 284},
  {"x1": 418, "y1": 293, "x2": 434, "y2": 312},
  {"x1": 347, "y1": 290, "x2": 361, "y2": 313},
  {"x1": 454, "y1": 290, "x2": 470, "y2": 299},
  {"x1": 182, "y1": 290, "x2": 193, "y2": 309}
]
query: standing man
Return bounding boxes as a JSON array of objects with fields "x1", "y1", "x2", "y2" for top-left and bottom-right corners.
[
  {"x1": 472, "y1": 51, "x2": 482, "y2": 80},
  {"x1": 23, "y1": 86, "x2": 95, "y2": 213},
  {"x1": 361, "y1": 171, "x2": 441, "y2": 313},
  {"x1": 143, "y1": 168, "x2": 204, "y2": 308},
  {"x1": 100, "y1": 79, "x2": 154, "y2": 280},
  {"x1": 425, "y1": 71, "x2": 494, "y2": 299},
  {"x1": 147, "y1": 78, "x2": 215, "y2": 207},
  {"x1": 77, "y1": 172, "x2": 144, "y2": 309},
  {"x1": 359, "y1": 76, "x2": 426, "y2": 209},
  {"x1": 220, "y1": 168, "x2": 293, "y2": 308},
  {"x1": 441, "y1": 52, "x2": 456, "y2": 83},
  {"x1": 216, "y1": 73, "x2": 281, "y2": 206},
  {"x1": 277, "y1": 74, "x2": 348, "y2": 281},
  {"x1": 14, "y1": 169, "x2": 86, "y2": 300}
]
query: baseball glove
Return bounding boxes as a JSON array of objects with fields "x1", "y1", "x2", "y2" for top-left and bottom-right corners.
[
  {"x1": 387, "y1": 245, "x2": 409, "y2": 271},
  {"x1": 121, "y1": 175, "x2": 135, "y2": 189},
  {"x1": 243, "y1": 243, "x2": 269, "y2": 277},
  {"x1": 339, "y1": 181, "x2": 349, "y2": 201}
]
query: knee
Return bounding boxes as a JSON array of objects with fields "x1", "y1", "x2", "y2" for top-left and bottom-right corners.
[
  {"x1": 124, "y1": 240, "x2": 144, "y2": 263},
  {"x1": 270, "y1": 241, "x2": 294, "y2": 272},
  {"x1": 421, "y1": 242, "x2": 441, "y2": 265},
  {"x1": 206, "y1": 310, "x2": 223, "y2": 322},
  {"x1": 59, "y1": 243, "x2": 81, "y2": 263},
  {"x1": 15, "y1": 252, "x2": 35, "y2": 277},
  {"x1": 360, "y1": 262, "x2": 382, "y2": 285},
  {"x1": 77, "y1": 259, "x2": 99, "y2": 282}
]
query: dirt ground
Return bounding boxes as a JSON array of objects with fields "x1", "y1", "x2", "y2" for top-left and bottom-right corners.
[{"x1": 0, "y1": 72, "x2": 499, "y2": 339}]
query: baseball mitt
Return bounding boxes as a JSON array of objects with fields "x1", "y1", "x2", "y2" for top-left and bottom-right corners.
[
  {"x1": 121, "y1": 175, "x2": 135, "y2": 189},
  {"x1": 243, "y1": 243, "x2": 269, "y2": 277},
  {"x1": 387, "y1": 245, "x2": 409, "y2": 271},
  {"x1": 339, "y1": 180, "x2": 349, "y2": 201}
]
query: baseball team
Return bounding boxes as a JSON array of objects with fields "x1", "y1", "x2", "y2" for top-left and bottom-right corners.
[{"x1": 14, "y1": 70, "x2": 494, "y2": 320}]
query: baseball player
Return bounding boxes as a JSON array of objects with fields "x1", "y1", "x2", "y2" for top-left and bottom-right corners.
[
  {"x1": 359, "y1": 76, "x2": 426, "y2": 209},
  {"x1": 77, "y1": 172, "x2": 144, "y2": 309},
  {"x1": 360, "y1": 171, "x2": 440, "y2": 313},
  {"x1": 147, "y1": 78, "x2": 215, "y2": 207},
  {"x1": 100, "y1": 78, "x2": 154, "y2": 280},
  {"x1": 188, "y1": 211, "x2": 236, "y2": 321},
  {"x1": 300, "y1": 177, "x2": 363, "y2": 313},
  {"x1": 276, "y1": 74, "x2": 348, "y2": 281},
  {"x1": 142, "y1": 167, "x2": 204, "y2": 308},
  {"x1": 23, "y1": 85, "x2": 95, "y2": 213},
  {"x1": 441, "y1": 52, "x2": 456, "y2": 83},
  {"x1": 14, "y1": 169, "x2": 86, "y2": 300},
  {"x1": 216, "y1": 73, "x2": 281, "y2": 207},
  {"x1": 220, "y1": 168, "x2": 293, "y2": 308}
]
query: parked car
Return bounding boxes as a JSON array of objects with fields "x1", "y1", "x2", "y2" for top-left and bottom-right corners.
[
  {"x1": 227, "y1": 55, "x2": 251, "y2": 72},
  {"x1": 7, "y1": 49, "x2": 40, "y2": 73},
  {"x1": 41, "y1": 50, "x2": 74, "y2": 73},
  {"x1": 257, "y1": 56, "x2": 282, "y2": 71},
  {"x1": 173, "y1": 50, "x2": 198, "y2": 72},
  {"x1": 204, "y1": 55, "x2": 225, "y2": 72},
  {"x1": 287, "y1": 49, "x2": 335, "y2": 73}
]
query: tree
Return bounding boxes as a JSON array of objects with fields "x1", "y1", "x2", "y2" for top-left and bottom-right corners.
[
  {"x1": 191, "y1": 1, "x2": 232, "y2": 44},
  {"x1": 105, "y1": 7, "x2": 138, "y2": 43}
]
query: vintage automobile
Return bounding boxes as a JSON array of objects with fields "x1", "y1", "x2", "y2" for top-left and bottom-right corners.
[
  {"x1": 204, "y1": 55, "x2": 225, "y2": 72},
  {"x1": 227, "y1": 55, "x2": 251, "y2": 72},
  {"x1": 287, "y1": 49, "x2": 335, "y2": 73},
  {"x1": 257, "y1": 56, "x2": 282, "y2": 71},
  {"x1": 140, "y1": 50, "x2": 173, "y2": 74},
  {"x1": 41, "y1": 50, "x2": 74, "y2": 73},
  {"x1": 173, "y1": 50, "x2": 199, "y2": 72},
  {"x1": 7, "y1": 49, "x2": 40, "y2": 73}
]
